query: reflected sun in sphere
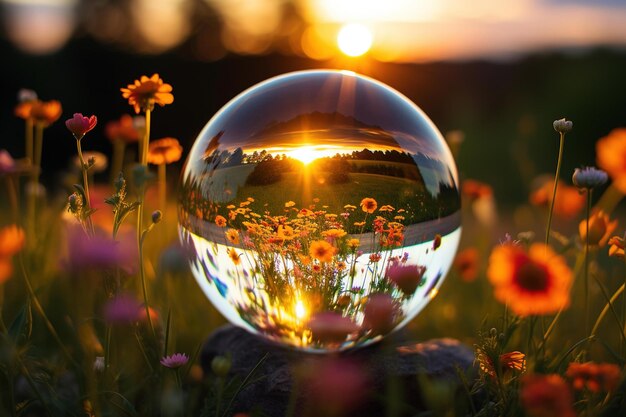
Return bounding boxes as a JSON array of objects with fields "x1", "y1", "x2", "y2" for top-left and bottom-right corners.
[{"x1": 337, "y1": 23, "x2": 373, "y2": 57}]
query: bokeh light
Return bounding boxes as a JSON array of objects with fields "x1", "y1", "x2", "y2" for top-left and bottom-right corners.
[{"x1": 337, "y1": 23, "x2": 373, "y2": 57}]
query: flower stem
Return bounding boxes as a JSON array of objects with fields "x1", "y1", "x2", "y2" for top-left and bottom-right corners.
[
  {"x1": 76, "y1": 138, "x2": 95, "y2": 236},
  {"x1": 158, "y1": 163, "x2": 166, "y2": 216},
  {"x1": 545, "y1": 132, "x2": 565, "y2": 245},
  {"x1": 140, "y1": 228, "x2": 157, "y2": 342},
  {"x1": 584, "y1": 189, "x2": 592, "y2": 335},
  {"x1": 25, "y1": 118, "x2": 33, "y2": 164},
  {"x1": 110, "y1": 140, "x2": 126, "y2": 185},
  {"x1": 141, "y1": 109, "x2": 151, "y2": 166},
  {"x1": 5, "y1": 175, "x2": 19, "y2": 223}
]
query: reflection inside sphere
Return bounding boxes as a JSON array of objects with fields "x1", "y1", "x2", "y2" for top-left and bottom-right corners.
[{"x1": 179, "y1": 70, "x2": 461, "y2": 352}]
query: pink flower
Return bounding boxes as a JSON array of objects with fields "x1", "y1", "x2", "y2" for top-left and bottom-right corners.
[
  {"x1": 161, "y1": 353, "x2": 189, "y2": 369},
  {"x1": 103, "y1": 294, "x2": 142, "y2": 324},
  {"x1": 65, "y1": 113, "x2": 97, "y2": 139},
  {"x1": 386, "y1": 262, "x2": 427, "y2": 295},
  {"x1": 307, "y1": 312, "x2": 359, "y2": 344},
  {"x1": 0, "y1": 150, "x2": 16, "y2": 175},
  {"x1": 363, "y1": 293, "x2": 397, "y2": 335}
]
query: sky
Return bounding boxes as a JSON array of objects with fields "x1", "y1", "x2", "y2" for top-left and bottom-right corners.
[{"x1": 2, "y1": 0, "x2": 626, "y2": 62}]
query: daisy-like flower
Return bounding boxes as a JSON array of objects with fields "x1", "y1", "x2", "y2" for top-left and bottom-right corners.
[
  {"x1": 105, "y1": 114, "x2": 141, "y2": 143},
  {"x1": 215, "y1": 215, "x2": 227, "y2": 227},
  {"x1": 160, "y1": 353, "x2": 189, "y2": 369},
  {"x1": 322, "y1": 228, "x2": 347, "y2": 239},
  {"x1": 579, "y1": 210, "x2": 617, "y2": 247},
  {"x1": 530, "y1": 177, "x2": 584, "y2": 220},
  {"x1": 347, "y1": 238, "x2": 360, "y2": 249},
  {"x1": 487, "y1": 243, "x2": 572, "y2": 316},
  {"x1": 30, "y1": 100, "x2": 62, "y2": 126},
  {"x1": 65, "y1": 113, "x2": 97, "y2": 140},
  {"x1": 309, "y1": 240, "x2": 335, "y2": 263},
  {"x1": 227, "y1": 247, "x2": 240, "y2": 265},
  {"x1": 566, "y1": 362, "x2": 621, "y2": 393},
  {"x1": 225, "y1": 229, "x2": 240, "y2": 245},
  {"x1": 360, "y1": 197, "x2": 377, "y2": 213},
  {"x1": 147, "y1": 137, "x2": 183, "y2": 165},
  {"x1": 121, "y1": 74, "x2": 174, "y2": 114},
  {"x1": 479, "y1": 350, "x2": 527, "y2": 378},
  {"x1": 285, "y1": 201, "x2": 296, "y2": 208}
]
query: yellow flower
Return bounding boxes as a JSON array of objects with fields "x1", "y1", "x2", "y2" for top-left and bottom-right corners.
[
  {"x1": 121, "y1": 74, "x2": 174, "y2": 114},
  {"x1": 322, "y1": 229, "x2": 347, "y2": 239},
  {"x1": 277, "y1": 225, "x2": 296, "y2": 240},
  {"x1": 285, "y1": 201, "x2": 296, "y2": 208},
  {"x1": 225, "y1": 229, "x2": 240, "y2": 245},
  {"x1": 347, "y1": 238, "x2": 360, "y2": 249},
  {"x1": 309, "y1": 240, "x2": 336, "y2": 263},
  {"x1": 360, "y1": 197, "x2": 378, "y2": 213},
  {"x1": 147, "y1": 137, "x2": 183, "y2": 165}
]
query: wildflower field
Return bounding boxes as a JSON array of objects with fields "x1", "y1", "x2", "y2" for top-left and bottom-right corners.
[{"x1": 1, "y1": 69, "x2": 626, "y2": 417}]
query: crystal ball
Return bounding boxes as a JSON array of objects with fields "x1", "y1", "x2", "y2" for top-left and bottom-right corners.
[{"x1": 178, "y1": 70, "x2": 461, "y2": 352}]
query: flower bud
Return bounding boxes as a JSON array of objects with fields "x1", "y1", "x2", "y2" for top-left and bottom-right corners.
[
  {"x1": 572, "y1": 167, "x2": 608, "y2": 190},
  {"x1": 211, "y1": 355, "x2": 231, "y2": 377},
  {"x1": 553, "y1": 118, "x2": 573, "y2": 134},
  {"x1": 152, "y1": 210, "x2": 162, "y2": 224}
]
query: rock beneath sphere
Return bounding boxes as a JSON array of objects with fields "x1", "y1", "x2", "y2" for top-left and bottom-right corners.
[{"x1": 201, "y1": 325, "x2": 477, "y2": 417}]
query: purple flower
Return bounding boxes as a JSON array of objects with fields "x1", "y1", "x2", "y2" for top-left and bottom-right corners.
[
  {"x1": 103, "y1": 294, "x2": 142, "y2": 324},
  {"x1": 63, "y1": 227, "x2": 137, "y2": 273},
  {"x1": 161, "y1": 353, "x2": 189, "y2": 369},
  {"x1": 572, "y1": 167, "x2": 608, "y2": 190}
]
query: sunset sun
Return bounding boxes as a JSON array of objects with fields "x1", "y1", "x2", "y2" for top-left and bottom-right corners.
[{"x1": 337, "y1": 23, "x2": 373, "y2": 57}]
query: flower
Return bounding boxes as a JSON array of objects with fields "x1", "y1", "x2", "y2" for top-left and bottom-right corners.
[
  {"x1": 0, "y1": 225, "x2": 25, "y2": 283},
  {"x1": 461, "y1": 179, "x2": 492, "y2": 201},
  {"x1": 597, "y1": 128, "x2": 626, "y2": 193},
  {"x1": 65, "y1": 113, "x2": 97, "y2": 140},
  {"x1": 30, "y1": 100, "x2": 62, "y2": 126},
  {"x1": 363, "y1": 293, "x2": 396, "y2": 334},
  {"x1": 285, "y1": 201, "x2": 296, "y2": 208},
  {"x1": 215, "y1": 215, "x2": 227, "y2": 227},
  {"x1": 322, "y1": 228, "x2": 347, "y2": 240},
  {"x1": 227, "y1": 248, "x2": 240, "y2": 265},
  {"x1": 309, "y1": 240, "x2": 335, "y2": 263},
  {"x1": 360, "y1": 197, "x2": 377, "y2": 213},
  {"x1": 553, "y1": 118, "x2": 573, "y2": 134},
  {"x1": 105, "y1": 115, "x2": 141, "y2": 143},
  {"x1": 307, "y1": 312, "x2": 359, "y2": 343},
  {"x1": 147, "y1": 137, "x2": 183, "y2": 165},
  {"x1": 103, "y1": 294, "x2": 143, "y2": 324},
  {"x1": 63, "y1": 227, "x2": 137, "y2": 274},
  {"x1": 93, "y1": 356, "x2": 105, "y2": 372},
  {"x1": 121, "y1": 74, "x2": 174, "y2": 113},
  {"x1": 572, "y1": 167, "x2": 608, "y2": 190},
  {"x1": 386, "y1": 263, "x2": 427, "y2": 295},
  {"x1": 0, "y1": 150, "x2": 16, "y2": 175},
  {"x1": 479, "y1": 351, "x2": 526, "y2": 377},
  {"x1": 454, "y1": 248, "x2": 480, "y2": 282},
  {"x1": 74, "y1": 151, "x2": 108, "y2": 173},
  {"x1": 225, "y1": 229, "x2": 240, "y2": 245},
  {"x1": 160, "y1": 353, "x2": 189, "y2": 369},
  {"x1": 487, "y1": 243, "x2": 572, "y2": 316},
  {"x1": 521, "y1": 374, "x2": 575, "y2": 417},
  {"x1": 608, "y1": 236, "x2": 625, "y2": 258},
  {"x1": 530, "y1": 177, "x2": 584, "y2": 220},
  {"x1": 432, "y1": 234, "x2": 442, "y2": 250},
  {"x1": 566, "y1": 362, "x2": 621, "y2": 393},
  {"x1": 578, "y1": 210, "x2": 617, "y2": 247},
  {"x1": 347, "y1": 238, "x2": 360, "y2": 249}
]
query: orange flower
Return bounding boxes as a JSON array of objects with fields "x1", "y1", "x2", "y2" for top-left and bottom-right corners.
[
  {"x1": 0, "y1": 225, "x2": 26, "y2": 257},
  {"x1": 214, "y1": 215, "x2": 227, "y2": 227},
  {"x1": 530, "y1": 178, "x2": 584, "y2": 220},
  {"x1": 360, "y1": 197, "x2": 377, "y2": 213},
  {"x1": 147, "y1": 138, "x2": 183, "y2": 165},
  {"x1": 227, "y1": 248, "x2": 241, "y2": 265},
  {"x1": 309, "y1": 240, "x2": 335, "y2": 263},
  {"x1": 487, "y1": 243, "x2": 572, "y2": 316},
  {"x1": 322, "y1": 228, "x2": 347, "y2": 239},
  {"x1": 0, "y1": 225, "x2": 25, "y2": 283},
  {"x1": 454, "y1": 248, "x2": 480, "y2": 282},
  {"x1": 597, "y1": 128, "x2": 626, "y2": 193},
  {"x1": 579, "y1": 210, "x2": 617, "y2": 247},
  {"x1": 105, "y1": 115, "x2": 140, "y2": 143},
  {"x1": 608, "y1": 236, "x2": 625, "y2": 258},
  {"x1": 479, "y1": 350, "x2": 527, "y2": 377},
  {"x1": 225, "y1": 229, "x2": 240, "y2": 245},
  {"x1": 121, "y1": 74, "x2": 174, "y2": 114},
  {"x1": 462, "y1": 179, "x2": 492, "y2": 200},
  {"x1": 566, "y1": 362, "x2": 621, "y2": 393},
  {"x1": 15, "y1": 101, "x2": 34, "y2": 120},
  {"x1": 521, "y1": 374, "x2": 575, "y2": 417},
  {"x1": 30, "y1": 100, "x2": 62, "y2": 126}
]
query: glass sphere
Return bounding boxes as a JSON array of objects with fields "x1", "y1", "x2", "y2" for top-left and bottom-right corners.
[{"x1": 178, "y1": 70, "x2": 461, "y2": 352}]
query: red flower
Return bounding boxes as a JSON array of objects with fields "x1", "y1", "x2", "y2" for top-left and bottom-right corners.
[
  {"x1": 521, "y1": 374, "x2": 575, "y2": 417},
  {"x1": 566, "y1": 362, "x2": 621, "y2": 393},
  {"x1": 65, "y1": 113, "x2": 97, "y2": 140}
]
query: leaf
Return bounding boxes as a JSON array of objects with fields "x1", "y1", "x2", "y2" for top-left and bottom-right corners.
[{"x1": 8, "y1": 301, "x2": 32, "y2": 346}]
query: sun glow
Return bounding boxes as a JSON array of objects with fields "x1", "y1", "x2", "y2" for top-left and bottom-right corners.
[
  {"x1": 286, "y1": 145, "x2": 339, "y2": 165},
  {"x1": 337, "y1": 23, "x2": 373, "y2": 57}
]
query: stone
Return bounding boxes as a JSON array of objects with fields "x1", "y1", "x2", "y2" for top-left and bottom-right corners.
[{"x1": 201, "y1": 325, "x2": 477, "y2": 417}]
